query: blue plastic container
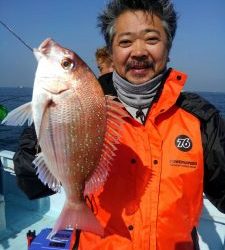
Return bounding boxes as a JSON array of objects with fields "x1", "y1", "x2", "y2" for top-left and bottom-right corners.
[{"x1": 29, "y1": 228, "x2": 74, "y2": 250}]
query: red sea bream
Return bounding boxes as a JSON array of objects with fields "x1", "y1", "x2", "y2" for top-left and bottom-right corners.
[{"x1": 2, "y1": 38, "x2": 127, "y2": 236}]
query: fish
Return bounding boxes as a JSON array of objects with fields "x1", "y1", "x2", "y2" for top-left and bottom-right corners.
[{"x1": 2, "y1": 38, "x2": 127, "y2": 236}]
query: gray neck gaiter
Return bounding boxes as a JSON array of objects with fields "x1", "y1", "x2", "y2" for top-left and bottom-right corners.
[{"x1": 112, "y1": 70, "x2": 165, "y2": 109}]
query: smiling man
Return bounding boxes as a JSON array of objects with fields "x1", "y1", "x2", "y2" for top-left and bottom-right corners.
[{"x1": 78, "y1": 1, "x2": 225, "y2": 249}]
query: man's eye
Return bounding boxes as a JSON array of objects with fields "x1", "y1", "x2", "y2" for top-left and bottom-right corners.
[
  {"x1": 146, "y1": 37, "x2": 159, "y2": 44},
  {"x1": 119, "y1": 40, "x2": 131, "y2": 47}
]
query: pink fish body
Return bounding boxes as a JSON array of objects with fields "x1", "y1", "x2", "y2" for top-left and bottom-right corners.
[{"x1": 2, "y1": 38, "x2": 127, "y2": 236}]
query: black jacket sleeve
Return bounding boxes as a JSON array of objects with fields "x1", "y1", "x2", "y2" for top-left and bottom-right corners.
[
  {"x1": 13, "y1": 125, "x2": 55, "y2": 199},
  {"x1": 201, "y1": 112, "x2": 225, "y2": 212},
  {"x1": 177, "y1": 92, "x2": 225, "y2": 213}
]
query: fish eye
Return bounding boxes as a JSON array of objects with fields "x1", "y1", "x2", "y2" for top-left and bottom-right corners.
[{"x1": 61, "y1": 58, "x2": 74, "y2": 70}]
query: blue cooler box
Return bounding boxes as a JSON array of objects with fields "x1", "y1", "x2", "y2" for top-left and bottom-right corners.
[{"x1": 29, "y1": 228, "x2": 74, "y2": 250}]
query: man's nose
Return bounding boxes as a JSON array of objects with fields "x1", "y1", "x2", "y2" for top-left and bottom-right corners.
[{"x1": 130, "y1": 40, "x2": 148, "y2": 58}]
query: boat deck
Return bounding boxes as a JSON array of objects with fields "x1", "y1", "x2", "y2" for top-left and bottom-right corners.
[
  {"x1": 1, "y1": 150, "x2": 225, "y2": 250},
  {"x1": 0, "y1": 202, "x2": 55, "y2": 250}
]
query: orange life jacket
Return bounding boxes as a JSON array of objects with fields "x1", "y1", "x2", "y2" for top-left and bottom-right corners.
[{"x1": 79, "y1": 69, "x2": 204, "y2": 250}]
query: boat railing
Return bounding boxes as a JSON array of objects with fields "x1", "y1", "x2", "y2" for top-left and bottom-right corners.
[{"x1": 0, "y1": 150, "x2": 15, "y2": 175}]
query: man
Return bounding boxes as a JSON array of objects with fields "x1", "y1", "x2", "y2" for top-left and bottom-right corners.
[
  {"x1": 13, "y1": 0, "x2": 225, "y2": 249},
  {"x1": 95, "y1": 46, "x2": 114, "y2": 77}
]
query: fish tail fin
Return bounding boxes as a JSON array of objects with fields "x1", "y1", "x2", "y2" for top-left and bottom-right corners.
[{"x1": 51, "y1": 200, "x2": 104, "y2": 237}]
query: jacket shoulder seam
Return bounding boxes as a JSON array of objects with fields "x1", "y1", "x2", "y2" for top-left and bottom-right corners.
[{"x1": 176, "y1": 92, "x2": 219, "y2": 121}]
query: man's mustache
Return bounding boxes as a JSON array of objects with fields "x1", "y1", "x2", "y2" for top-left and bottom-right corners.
[{"x1": 125, "y1": 60, "x2": 153, "y2": 71}]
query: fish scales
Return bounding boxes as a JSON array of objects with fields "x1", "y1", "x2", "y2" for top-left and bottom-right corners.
[{"x1": 40, "y1": 87, "x2": 106, "y2": 184}]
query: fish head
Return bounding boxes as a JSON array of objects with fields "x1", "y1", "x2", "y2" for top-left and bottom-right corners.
[{"x1": 33, "y1": 38, "x2": 88, "y2": 94}]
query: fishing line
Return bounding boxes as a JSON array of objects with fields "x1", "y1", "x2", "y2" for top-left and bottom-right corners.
[{"x1": 0, "y1": 20, "x2": 33, "y2": 52}]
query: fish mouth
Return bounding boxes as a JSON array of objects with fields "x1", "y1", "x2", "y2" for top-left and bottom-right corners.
[
  {"x1": 39, "y1": 38, "x2": 54, "y2": 49},
  {"x1": 33, "y1": 38, "x2": 56, "y2": 61},
  {"x1": 38, "y1": 38, "x2": 56, "y2": 53}
]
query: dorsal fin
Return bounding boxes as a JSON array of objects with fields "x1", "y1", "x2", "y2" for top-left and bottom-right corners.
[{"x1": 84, "y1": 96, "x2": 128, "y2": 195}]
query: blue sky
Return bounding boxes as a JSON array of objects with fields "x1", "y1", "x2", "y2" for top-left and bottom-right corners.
[{"x1": 0, "y1": 0, "x2": 225, "y2": 92}]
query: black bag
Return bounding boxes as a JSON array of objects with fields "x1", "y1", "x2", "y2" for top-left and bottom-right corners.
[{"x1": 13, "y1": 125, "x2": 55, "y2": 199}]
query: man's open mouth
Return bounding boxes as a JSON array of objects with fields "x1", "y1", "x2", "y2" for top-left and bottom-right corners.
[{"x1": 126, "y1": 61, "x2": 153, "y2": 71}]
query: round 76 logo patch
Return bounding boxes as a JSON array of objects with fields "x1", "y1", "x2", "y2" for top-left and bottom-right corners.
[{"x1": 175, "y1": 135, "x2": 192, "y2": 152}]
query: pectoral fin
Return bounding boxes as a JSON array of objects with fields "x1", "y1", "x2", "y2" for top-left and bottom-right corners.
[{"x1": 1, "y1": 102, "x2": 33, "y2": 126}]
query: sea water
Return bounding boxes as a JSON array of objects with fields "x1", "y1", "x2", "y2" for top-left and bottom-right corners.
[{"x1": 0, "y1": 87, "x2": 32, "y2": 151}]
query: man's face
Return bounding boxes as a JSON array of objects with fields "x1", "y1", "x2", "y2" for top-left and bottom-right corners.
[{"x1": 112, "y1": 10, "x2": 169, "y2": 84}]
